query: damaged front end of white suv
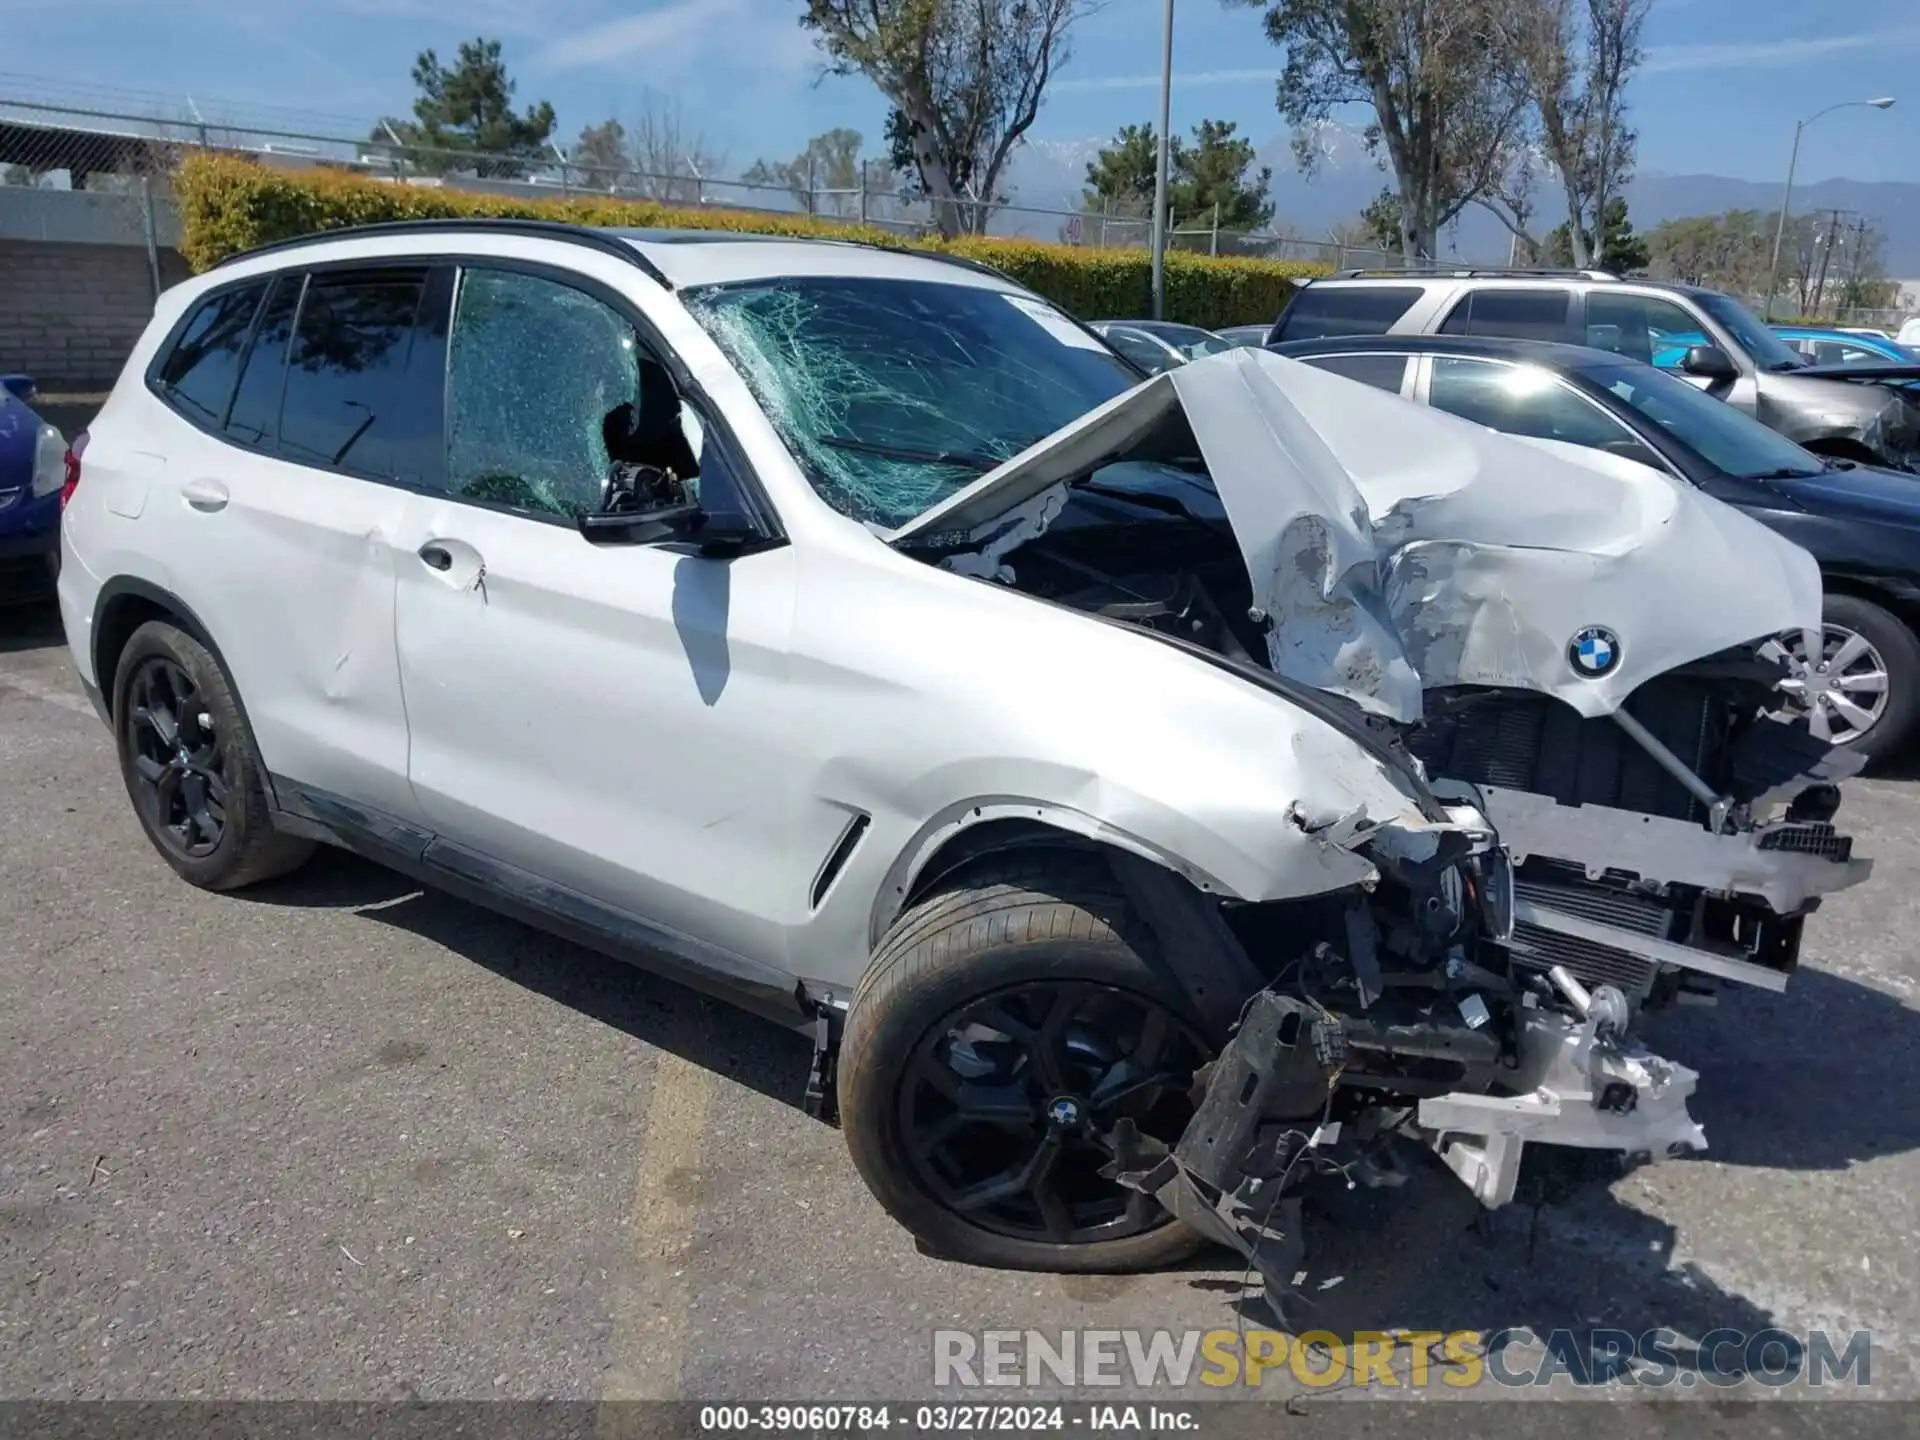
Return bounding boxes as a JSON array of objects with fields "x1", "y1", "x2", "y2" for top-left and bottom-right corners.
[{"x1": 884, "y1": 347, "x2": 1870, "y2": 1318}]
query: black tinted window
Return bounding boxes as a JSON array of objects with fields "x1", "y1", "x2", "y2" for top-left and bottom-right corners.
[
  {"x1": 1440, "y1": 289, "x2": 1572, "y2": 342},
  {"x1": 279, "y1": 268, "x2": 442, "y2": 483},
  {"x1": 1273, "y1": 286, "x2": 1422, "y2": 341},
  {"x1": 1299, "y1": 352, "x2": 1409, "y2": 394},
  {"x1": 156, "y1": 283, "x2": 266, "y2": 427},
  {"x1": 224, "y1": 276, "x2": 300, "y2": 448},
  {"x1": 1104, "y1": 327, "x2": 1183, "y2": 374},
  {"x1": 1585, "y1": 292, "x2": 1701, "y2": 365}
]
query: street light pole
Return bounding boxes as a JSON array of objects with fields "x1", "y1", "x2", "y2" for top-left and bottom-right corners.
[
  {"x1": 1764, "y1": 97, "x2": 1895, "y2": 320},
  {"x1": 1149, "y1": 0, "x2": 1174, "y2": 320}
]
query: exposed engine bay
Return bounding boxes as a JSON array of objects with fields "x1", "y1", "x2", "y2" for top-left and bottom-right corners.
[{"x1": 887, "y1": 348, "x2": 1874, "y2": 1319}]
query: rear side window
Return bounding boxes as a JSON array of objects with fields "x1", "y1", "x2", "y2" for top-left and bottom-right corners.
[
  {"x1": 1103, "y1": 326, "x2": 1182, "y2": 374},
  {"x1": 1297, "y1": 352, "x2": 1409, "y2": 394},
  {"x1": 278, "y1": 267, "x2": 446, "y2": 484},
  {"x1": 1438, "y1": 289, "x2": 1574, "y2": 342},
  {"x1": 1272, "y1": 286, "x2": 1423, "y2": 342},
  {"x1": 153, "y1": 282, "x2": 267, "y2": 427},
  {"x1": 1586, "y1": 292, "x2": 1704, "y2": 366},
  {"x1": 223, "y1": 275, "x2": 301, "y2": 449}
]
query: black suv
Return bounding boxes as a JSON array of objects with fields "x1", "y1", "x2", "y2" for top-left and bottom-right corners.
[
  {"x1": 1268, "y1": 269, "x2": 1920, "y2": 472},
  {"x1": 1273, "y1": 331, "x2": 1920, "y2": 759}
]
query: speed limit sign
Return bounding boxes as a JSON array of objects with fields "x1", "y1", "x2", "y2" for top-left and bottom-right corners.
[{"x1": 1064, "y1": 215, "x2": 1084, "y2": 243}]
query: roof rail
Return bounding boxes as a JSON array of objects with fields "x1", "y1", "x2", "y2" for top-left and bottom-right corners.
[
  {"x1": 1332, "y1": 266, "x2": 1619, "y2": 282},
  {"x1": 214, "y1": 218, "x2": 674, "y2": 289}
]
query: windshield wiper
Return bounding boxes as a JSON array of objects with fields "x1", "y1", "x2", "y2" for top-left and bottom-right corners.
[
  {"x1": 1074, "y1": 480, "x2": 1194, "y2": 517},
  {"x1": 819, "y1": 434, "x2": 1007, "y2": 471}
]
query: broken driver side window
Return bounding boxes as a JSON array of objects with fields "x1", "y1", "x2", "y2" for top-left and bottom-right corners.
[{"x1": 444, "y1": 267, "x2": 698, "y2": 520}]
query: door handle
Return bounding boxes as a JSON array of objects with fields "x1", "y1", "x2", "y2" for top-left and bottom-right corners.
[
  {"x1": 418, "y1": 543, "x2": 454, "y2": 572},
  {"x1": 180, "y1": 478, "x2": 228, "y2": 512}
]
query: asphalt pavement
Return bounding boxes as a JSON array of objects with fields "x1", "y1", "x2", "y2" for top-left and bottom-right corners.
[{"x1": 1, "y1": 594, "x2": 1916, "y2": 1413}]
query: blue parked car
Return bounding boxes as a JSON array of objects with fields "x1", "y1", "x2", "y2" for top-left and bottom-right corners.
[
  {"x1": 1772, "y1": 325, "x2": 1920, "y2": 369},
  {"x1": 0, "y1": 374, "x2": 69, "y2": 598}
]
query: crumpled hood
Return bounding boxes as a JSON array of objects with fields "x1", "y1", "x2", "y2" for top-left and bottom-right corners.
[{"x1": 889, "y1": 348, "x2": 1823, "y2": 721}]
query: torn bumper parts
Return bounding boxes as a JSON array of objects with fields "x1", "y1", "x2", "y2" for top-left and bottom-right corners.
[
  {"x1": 1111, "y1": 808, "x2": 1706, "y2": 1326},
  {"x1": 1119, "y1": 971, "x2": 1706, "y2": 1325}
]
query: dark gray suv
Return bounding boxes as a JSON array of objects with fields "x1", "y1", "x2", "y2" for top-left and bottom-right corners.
[{"x1": 1268, "y1": 270, "x2": 1920, "y2": 471}]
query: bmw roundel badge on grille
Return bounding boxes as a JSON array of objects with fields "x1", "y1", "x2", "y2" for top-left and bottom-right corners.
[{"x1": 1568, "y1": 625, "x2": 1622, "y2": 678}]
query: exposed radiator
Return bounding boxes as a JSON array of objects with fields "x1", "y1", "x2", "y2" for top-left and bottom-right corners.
[
  {"x1": 1505, "y1": 860, "x2": 1675, "y2": 1000},
  {"x1": 1412, "y1": 679, "x2": 1724, "y2": 823}
]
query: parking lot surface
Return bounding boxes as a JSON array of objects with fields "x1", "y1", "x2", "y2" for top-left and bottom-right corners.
[{"x1": 2, "y1": 595, "x2": 1916, "y2": 1409}]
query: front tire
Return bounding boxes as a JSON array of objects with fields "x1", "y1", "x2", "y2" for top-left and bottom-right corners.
[
  {"x1": 112, "y1": 619, "x2": 314, "y2": 891},
  {"x1": 1774, "y1": 594, "x2": 1920, "y2": 762},
  {"x1": 839, "y1": 854, "x2": 1211, "y2": 1273}
]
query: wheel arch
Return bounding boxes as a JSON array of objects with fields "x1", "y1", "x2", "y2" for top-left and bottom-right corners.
[
  {"x1": 1799, "y1": 435, "x2": 1884, "y2": 466},
  {"x1": 869, "y1": 807, "x2": 1225, "y2": 952},
  {"x1": 1819, "y1": 572, "x2": 1920, "y2": 635},
  {"x1": 89, "y1": 576, "x2": 279, "y2": 804},
  {"x1": 867, "y1": 808, "x2": 1265, "y2": 1044},
  {"x1": 91, "y1": 577, "x2": 227, "y2": 719}
]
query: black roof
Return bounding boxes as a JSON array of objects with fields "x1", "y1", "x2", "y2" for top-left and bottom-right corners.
[
  {"x1": 210, "y1": 217, "x2": 1015, "y2": 288},
  {"x1": 1298, "y1": 269, "x2": 1699, "y2": 299}
]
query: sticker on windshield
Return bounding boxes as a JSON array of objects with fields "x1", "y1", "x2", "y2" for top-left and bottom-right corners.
[{"x1": 1002, "y1": 294, "x2": 1109, "y2": 352}]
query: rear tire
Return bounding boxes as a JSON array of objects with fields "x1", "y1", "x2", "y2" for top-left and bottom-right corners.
[
  {"x1": 113, "y1": 619, "x2": 314, "y2": 891},
  {"x1": 840, "y1": 853, "x2": 1211, "y2": 1273}
]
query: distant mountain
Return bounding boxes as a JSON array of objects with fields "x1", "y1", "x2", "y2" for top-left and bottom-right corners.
[{"x1": 1001, "y1": 122, "x2": 1920, "y2": 275}]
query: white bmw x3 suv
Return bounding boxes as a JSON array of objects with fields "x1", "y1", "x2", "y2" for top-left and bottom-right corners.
[{"x1": 59, "y1": 221, "x2": 1866, "y2": 1315}]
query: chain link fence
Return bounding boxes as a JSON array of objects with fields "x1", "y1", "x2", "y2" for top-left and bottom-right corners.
[{"x1": 0, "y1": 87, "x2": 1487, "y2": 275}]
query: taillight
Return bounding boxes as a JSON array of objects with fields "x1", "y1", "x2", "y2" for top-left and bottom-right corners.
[{"x1": 60, "y1": 430, "x2": 87, "y2": 510}]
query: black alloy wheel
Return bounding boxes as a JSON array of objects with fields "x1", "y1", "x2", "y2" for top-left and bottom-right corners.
[
  {"x1": 897, "y1": 980, "x2": 1206, "y2": 1245},
  {"x1": 123, "y1": 654, "x2": 231, "y2": 860}
]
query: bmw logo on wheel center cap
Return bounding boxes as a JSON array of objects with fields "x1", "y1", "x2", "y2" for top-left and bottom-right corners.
[
  {"x1": 1569, "y1": 625, "x2": 1622, "y2": 678},
  {"x1": 1046, "y1": 1096, "x2": 1083, "y2": 1128}
]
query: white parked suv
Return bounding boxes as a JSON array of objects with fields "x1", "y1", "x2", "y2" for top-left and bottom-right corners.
[{"x1": 58, "y1": 221, "x2": 1866, "y2": 1312}]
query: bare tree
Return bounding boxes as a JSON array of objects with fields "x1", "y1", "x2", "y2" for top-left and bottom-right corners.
[
  {"x1": 801, "y1": 0, "x2": 1095, "y2": 238},
  {"x1": 743, "y1": 128, "x2": 892, "y2": 217},
  {"x1": 1490, "y1": 0, "x2": 1650, "y2": 266},
  {"x1": 625, "y1": 91, "x2": 728, "y2": 205},
  {"x1": 1237, "y1": 0, "x2": 1532, "y2": 261}
]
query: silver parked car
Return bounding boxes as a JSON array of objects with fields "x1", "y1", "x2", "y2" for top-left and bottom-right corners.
[
  {"x1": 60, "y1": 222, "x2": 1868, "y2": 1314},
  {"x1": 1088, "y1": 319, "x2": 1237, "y2": 374},
  {"x1": 1268, "y1": 268, "x2": 1920, "y2": 471}
]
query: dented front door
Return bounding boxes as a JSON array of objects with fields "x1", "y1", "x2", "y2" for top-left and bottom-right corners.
[
  {"x1": 389, "y1": 261, "x2": 803, "y2": 965},
  {"x1": 390, "y1": 498, "x2": 802, "y2": 964}
]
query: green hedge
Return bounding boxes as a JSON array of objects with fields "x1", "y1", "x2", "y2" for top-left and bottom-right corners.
[{"x1": 174, "y1": 153, "x2": 1323, "y2": 328}]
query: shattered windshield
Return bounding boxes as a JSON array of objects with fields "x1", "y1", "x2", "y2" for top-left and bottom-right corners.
[{"x1": 681, "y1": 276, "x2": 1138, "y2": 528}]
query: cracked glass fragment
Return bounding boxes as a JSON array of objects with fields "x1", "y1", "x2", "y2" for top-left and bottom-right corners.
[{"x1": 683, "y1": 276, "x2": 1137, "y2": 528}]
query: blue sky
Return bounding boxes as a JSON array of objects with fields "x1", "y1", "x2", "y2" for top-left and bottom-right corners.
[{"x1": 2, "y1": 0, "x2": 1913, "y2": 183}]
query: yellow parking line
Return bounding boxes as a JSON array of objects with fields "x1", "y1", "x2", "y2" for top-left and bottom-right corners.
[{"x1": 596, "y1": 1047, "x2": 716, "y2": 1430}]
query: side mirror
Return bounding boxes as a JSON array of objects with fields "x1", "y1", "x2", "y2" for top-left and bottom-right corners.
[
  {"x1": 1682, "y1": 345, "x2": 1737, "y2": 381},
  {"x1": 1, "y1": 374, "x2": 36, "y2": 404},
  {"x1": 579, "y1": 496, "x2": 702, "y2": 546},
  {"x1": 577, "y1": 464, "x2": 760, "y2": 556}
]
